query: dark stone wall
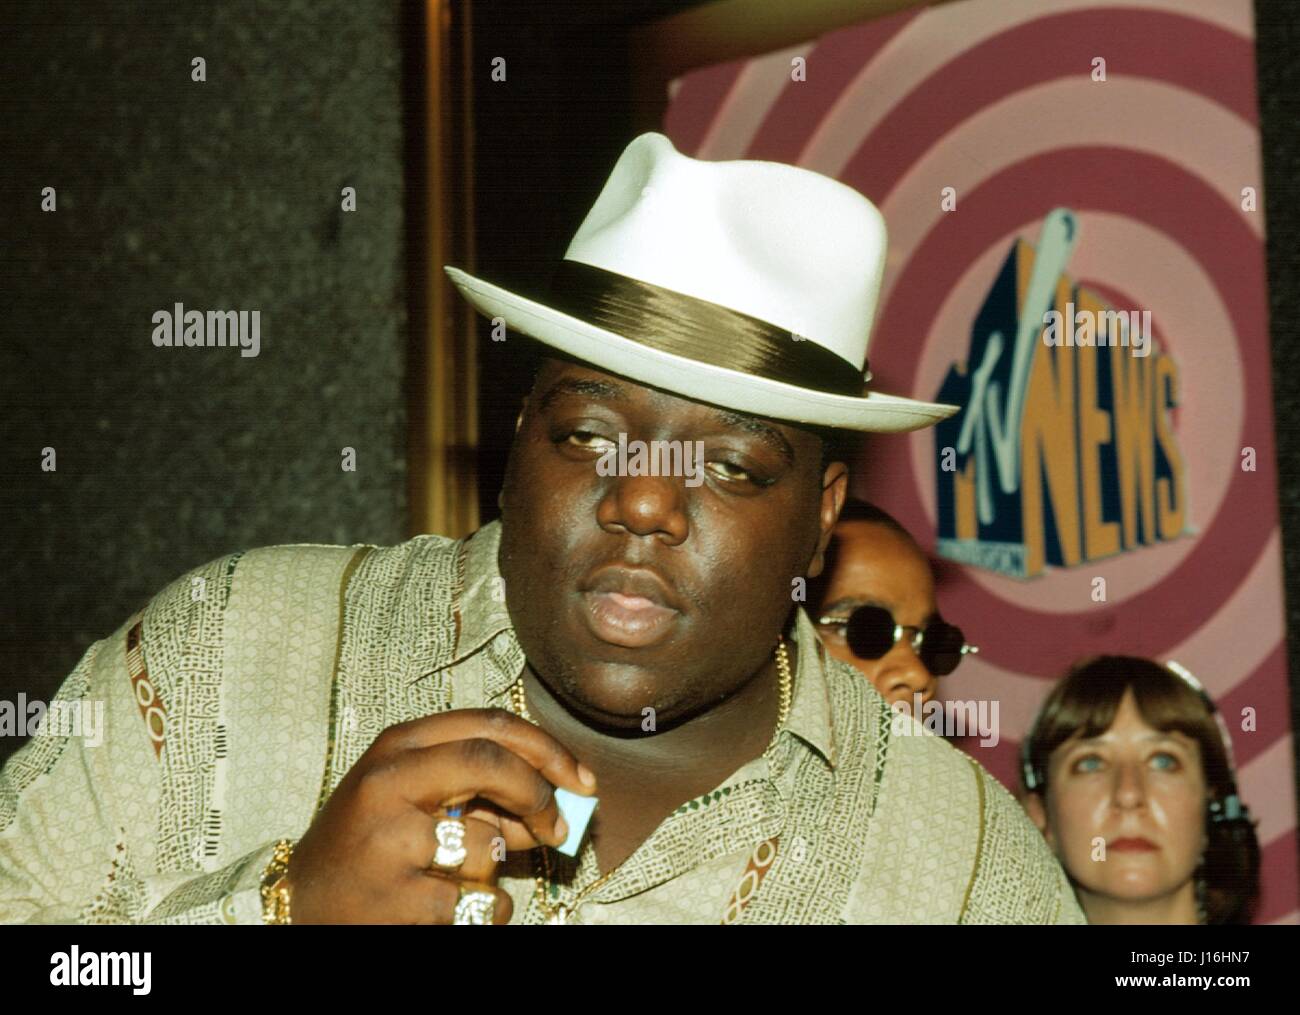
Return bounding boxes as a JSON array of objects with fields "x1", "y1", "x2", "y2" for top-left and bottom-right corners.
[{"x1": 0, "y1": 0, "x2": 411, "y2": 762}]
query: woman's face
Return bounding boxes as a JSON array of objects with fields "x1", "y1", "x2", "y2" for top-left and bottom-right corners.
[{"x1": 1037, "y1": 688, "x2": 1208, "y2": 906}]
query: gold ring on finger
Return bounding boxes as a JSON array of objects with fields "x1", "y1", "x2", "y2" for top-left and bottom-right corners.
[
  {"x1": 452, "y1": 882, "x2": 497, "y2": 925},
  {"x1": 431, "y1": 805, "x2": 468, "y2": 872}
]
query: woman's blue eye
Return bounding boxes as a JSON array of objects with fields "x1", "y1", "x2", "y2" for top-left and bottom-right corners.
[
  {"x1": 1073, "y1": 755, "x2": 1104, "y2": 773},
  {"x1": 1150, "y1": 752, "x2": 1180, "y2": 771}
]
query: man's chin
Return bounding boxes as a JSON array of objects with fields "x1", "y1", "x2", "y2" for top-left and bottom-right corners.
[{"x1": 548, "y1": 664, "x2": 687, "y2": 732}]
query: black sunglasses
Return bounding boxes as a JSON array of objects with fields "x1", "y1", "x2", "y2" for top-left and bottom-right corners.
[{"x1": 815, "y1": 605, "x2": 978, "y2": 676}]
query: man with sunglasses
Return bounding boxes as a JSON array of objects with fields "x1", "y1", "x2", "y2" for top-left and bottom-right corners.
[{"x1": 810, "y1": 499, "x2": 977, "y2": 710}]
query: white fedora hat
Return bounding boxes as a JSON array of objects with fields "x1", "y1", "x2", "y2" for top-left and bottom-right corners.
[{"x1": 444, "y1": 132, "x2": 957, "y2": 433}]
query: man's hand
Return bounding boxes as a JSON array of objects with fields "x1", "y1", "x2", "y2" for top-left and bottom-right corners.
[{"x1": 283, "y1": 708, "x2": 596, "y2": 924}]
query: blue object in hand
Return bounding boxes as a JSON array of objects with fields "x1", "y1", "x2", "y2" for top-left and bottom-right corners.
[{"x1": 554, "y1": 787, "x2": 599, "y2": 857}]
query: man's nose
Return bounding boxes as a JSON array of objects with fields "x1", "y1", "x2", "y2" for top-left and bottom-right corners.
[
  {"x1": 876, "y1": 643, "x2": 937, "y2": 707},
  {"x1": 596, "y1": 472, "x2": 689, "y2": 544}
]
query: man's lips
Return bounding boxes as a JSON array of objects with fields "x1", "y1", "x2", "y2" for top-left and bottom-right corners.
[
  {"x1": 584, "y1": 566, "x2": 682, "y2": 611},
  {"x1": 582, "y1": 591, "x2": 680, "y2": 649},
  {"x1": 1109, "y1": 837, "x2": 1159, "y2": 853},
  {"x1": 578, "y1": 565, "x2": 686, "y2": 648}
]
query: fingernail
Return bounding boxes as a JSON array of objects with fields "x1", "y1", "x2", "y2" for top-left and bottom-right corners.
[
  {"x1": 578, "y1": 763, "x2": 597, "y2": 789},
  {"x1": 554, "y1": 816, "x2": 570, "y2": 844}
]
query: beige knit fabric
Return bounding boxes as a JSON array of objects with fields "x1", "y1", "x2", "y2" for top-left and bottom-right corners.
[{"x1": 0, "y1": 521, "x2": 1084, "y2": 924}]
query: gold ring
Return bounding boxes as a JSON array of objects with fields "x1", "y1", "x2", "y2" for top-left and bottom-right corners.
[
  {"x1": 452, "y1": 882, "x2": 497, "y2": 925},
  {"x1": 431, "y1": 806, "x2": 468, "y2": 872}
]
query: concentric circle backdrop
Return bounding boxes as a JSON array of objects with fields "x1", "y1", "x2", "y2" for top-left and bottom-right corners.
[{"x1": 665, "y1": 0, "x2": 1295, "y2": 922}]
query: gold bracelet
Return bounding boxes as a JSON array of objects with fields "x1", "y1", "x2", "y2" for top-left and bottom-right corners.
[{"x1": 260, "y1": 838, "x2": 295, "y2": 925}]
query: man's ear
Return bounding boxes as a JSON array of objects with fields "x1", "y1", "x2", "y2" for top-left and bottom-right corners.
[
  {"x1": 498, "y1": 395, "x2": 530, "y2": 516},
  {"x1": 806, "y1": 463, "x2": 849, "y2": 579}
]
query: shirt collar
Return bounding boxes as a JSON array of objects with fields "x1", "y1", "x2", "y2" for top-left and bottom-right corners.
[
  {"x1": 782, "y1": 605, "x2": 838, "y2": 769},
  {"x1": 411, "y1": 519, "x2": 840, "y2": 770},
  {"x1": 410, "y1": 519, "x2": 513, "y2": 682}
]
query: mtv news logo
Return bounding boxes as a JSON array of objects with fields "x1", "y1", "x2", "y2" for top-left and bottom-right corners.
[{"x1": 933, "y1": 209, "x2": 1187, "y2": 579}]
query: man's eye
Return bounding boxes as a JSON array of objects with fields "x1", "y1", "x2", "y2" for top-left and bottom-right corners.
[
  {"x1": 705, "y1": 460, "x2": 772, "y2": 486},
  {"x1": 707, "y1": 460, "x2": 751, "y2": 481},
  {"x1": 562, "y1": 430, "x2": 614, "y2": 451},
  {"x1": 817, "y1": 622, "x2": 848, "y2": 643}
]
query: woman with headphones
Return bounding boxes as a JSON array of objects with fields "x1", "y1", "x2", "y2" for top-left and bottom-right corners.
[{"x1": 1020, "y1": 656, "x2": 1260, "y2": 924}]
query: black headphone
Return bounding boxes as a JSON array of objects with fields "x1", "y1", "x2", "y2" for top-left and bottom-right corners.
[{"x1": 1020, "y1": 660, "x2": 1249, "y2": 825}]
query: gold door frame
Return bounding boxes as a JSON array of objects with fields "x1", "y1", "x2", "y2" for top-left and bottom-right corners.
[{"x1": 412, "y1": 0, "x2": 478, "y2": 539}]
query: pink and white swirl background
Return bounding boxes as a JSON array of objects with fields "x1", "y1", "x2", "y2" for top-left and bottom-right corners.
[{"x1": 664, "y1": 0, "x2": 1296, "y2": 923}]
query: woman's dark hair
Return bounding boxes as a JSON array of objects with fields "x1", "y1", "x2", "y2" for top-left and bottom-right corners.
[{"x1": 1022, "y1": 655, "x2": 1260, "y2": 925}]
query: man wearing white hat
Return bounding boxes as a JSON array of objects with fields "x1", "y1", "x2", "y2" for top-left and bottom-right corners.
[{"x1": 0, "y1": 134, "x2": 1082, "y2": 924}]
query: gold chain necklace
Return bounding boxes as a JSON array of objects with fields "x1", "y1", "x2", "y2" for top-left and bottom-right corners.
[{"x1": 508, "y1": 636, "x2": 794, "y2": 924}]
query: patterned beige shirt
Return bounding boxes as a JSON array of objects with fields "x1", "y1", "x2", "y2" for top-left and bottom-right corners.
[{"x1": 0, "y1": 520, "x2": 1084, "y2": 924}]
